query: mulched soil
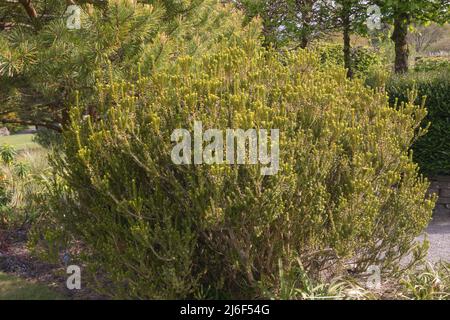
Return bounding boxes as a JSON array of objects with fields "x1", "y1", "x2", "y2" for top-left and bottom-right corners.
[{"x1": 0, "y1": 227, "x2": 102, "y2": 300}]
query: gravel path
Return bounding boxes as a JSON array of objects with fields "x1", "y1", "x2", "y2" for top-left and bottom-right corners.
[{"x1": 421, "y1": 204, "x2": 450, "y2": 263}]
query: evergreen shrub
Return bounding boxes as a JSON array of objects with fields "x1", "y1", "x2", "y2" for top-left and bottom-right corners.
[{"x1": 42, "y1": 41, "x2": 434, "y2": 299}]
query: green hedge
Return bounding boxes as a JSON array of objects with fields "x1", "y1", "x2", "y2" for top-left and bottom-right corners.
[{"x1": 386, "y1": 71, "x2": 450, "y2": 175}]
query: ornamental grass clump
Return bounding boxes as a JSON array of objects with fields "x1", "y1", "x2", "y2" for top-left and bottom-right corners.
[{"x1": 44, "y1": 39, "x2": 434, "y2": 299}]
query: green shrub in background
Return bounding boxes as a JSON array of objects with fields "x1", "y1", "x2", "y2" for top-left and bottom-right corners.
[
  {"x1": 414, "y1": 57, "x2": 450, "y2": 73},
  {"x1": 33, "y1": 128, "x2": 63, "y2": 149},
  {"x1": 385, "y1": 71, "x2": 450, "y2": 175},
  {"x1": 314, "y1": 42, "x2": 344, "y2": 65},
  {"x1": 3, "y1": 124, "x2": 28, "y2": 134},
  {"x1": 313, "y1": 43, "x2": 383, "y2": 76},
  {"x1": 37, "y1": 39, "x2": 434, "y2": 299}
]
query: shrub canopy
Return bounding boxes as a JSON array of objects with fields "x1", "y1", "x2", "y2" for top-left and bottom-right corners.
[{"x1": 43, "y1": 36, "x2": 434, "y2": 298}]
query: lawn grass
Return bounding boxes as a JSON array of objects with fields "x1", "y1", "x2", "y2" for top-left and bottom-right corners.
[
  {"x1": 0, "y1": 272, "x2": 65, "y2": 300},
  {"x1": 0, "y1": 134, "x2": 39, "y2": 150}
]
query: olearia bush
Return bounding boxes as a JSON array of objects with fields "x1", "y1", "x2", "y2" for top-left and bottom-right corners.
[{"x1": 37, "y1": 39, "x2": 435, "y2": 299}]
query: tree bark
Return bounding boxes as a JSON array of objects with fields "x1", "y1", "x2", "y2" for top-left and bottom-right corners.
[
  {"x1": 300, "y1": 34, "x2": 309, "y2": 49},
  {"x1": 61, "y1": 107, "x2": 71, "y2": 130},
  {"x1": 391, "y1": 12, "x2": 410, "y2": 73},
  {"x1": 342, "y1": 5, "x2": 352, "y2": 78},
  {"x1": 297, "y1": 0, "x2": 313, "y2": 49}
]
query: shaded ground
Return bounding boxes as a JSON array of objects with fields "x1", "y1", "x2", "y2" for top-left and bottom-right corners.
[{"x1": 0, "y1": 228, "x2": 100, "y2": 300}]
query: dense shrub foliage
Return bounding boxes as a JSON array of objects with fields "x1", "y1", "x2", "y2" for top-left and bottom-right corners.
[
  {"x1": 32, "y1": 128, "x2": 63, "y2": 149},
  {"x1": 313, "y1": 43, "x2": 382, "y2": 76},
  {"x1": 414, "y1": 57, "x2": 450, "y2": 73},
  {"x1": 38, "y1": 40, "x2": 434, "y2": 299},
  {"x1": 386, "y1": 71, "x2": 450, "y2": 175}
]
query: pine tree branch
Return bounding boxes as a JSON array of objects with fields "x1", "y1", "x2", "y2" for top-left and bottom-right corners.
[{"x1": 0, "y1": 118, "x2": 62, "y2": 132}]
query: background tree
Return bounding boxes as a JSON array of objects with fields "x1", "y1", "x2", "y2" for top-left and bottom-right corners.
[
  {"x1": 235, "y1": 0, "x2": 334, "y2": 48},
  {"x1": 374, "y1": 0, "x2": 450, "y2": 73},
  {"x1": 409, "y1": 23, "x2": 447, "y2": 54},
  {"x1": 237, "y1": 0, "x2": 373, "y2": 77}
]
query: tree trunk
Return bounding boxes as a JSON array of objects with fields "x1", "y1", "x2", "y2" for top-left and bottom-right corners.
[
  {"x1": 391, "y1": 13, "x2": 410, "y2": 73},
  {"x1": 342, "y1": 7, "x2": 352, "y2": 78},
  {"x1": 300, "y1": 34, "x2": 309, "y2": 49},
  {"x1": 297, "y1": 0, "x2": 313, "y2": 49}
]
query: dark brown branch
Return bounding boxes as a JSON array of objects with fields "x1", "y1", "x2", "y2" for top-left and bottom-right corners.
[
  {"x1": 0, "y1": 118, "x2": 62, "y2": 132},
  {"x1": 18, "y1": 0, "x2": 38, "y2": 19},
  {"x1": 0, "y1": 22, "x2": 14, "y2": 31}
]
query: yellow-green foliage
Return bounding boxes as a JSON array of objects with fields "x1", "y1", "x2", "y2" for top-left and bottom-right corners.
[{"x1": 44, "y1": 40, "x2": 434, "y2": 299}]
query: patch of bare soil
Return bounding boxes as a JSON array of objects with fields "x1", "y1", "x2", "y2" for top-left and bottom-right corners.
[{"x1": 0, "y1": 227, "x2": 103, "y2": 300}]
